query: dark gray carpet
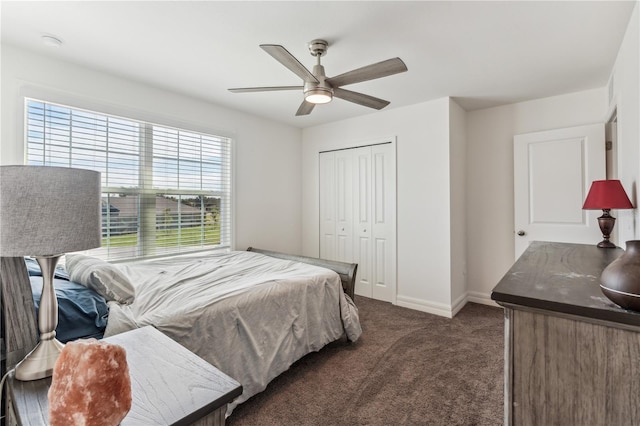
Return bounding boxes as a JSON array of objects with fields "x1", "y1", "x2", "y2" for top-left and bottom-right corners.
[{"x1": 227, "y1": 297, "x2": 504, "y2": 426}]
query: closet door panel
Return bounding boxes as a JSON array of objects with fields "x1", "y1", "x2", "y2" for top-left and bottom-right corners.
[
  {"x1": 319, "y1": 152, "x2": 337, "y2": 261},
  {"x1": 371, "y1": 143, "x2": 396, "y2": 302},
  {"x1": 356, "y1": 236, "x2": 371, "y2": 295},
  {"x1": 353, "y1": 147, "x2": 372, "y2": 297},
  {"x1": 375, "y1": 238, "x2": 387, "y2": 288},
  {"x1": 335, "y1": 149, "x2": 353, "y2": 263}
]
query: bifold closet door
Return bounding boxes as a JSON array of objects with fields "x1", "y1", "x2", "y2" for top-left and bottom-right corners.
[
  {"x1": 319, "y1": 152, "x2": 337, "y2": 261},
  {"x1": 371, "y1": 143, "x2": 395, "y2": 302},
  {"x1": 353, "y1": 147, "x2": 372, "y2": 296},
  {"x1": 319, "y1": 149, "x2": 354, "y2": 262},
  {"x1": 353, "y1": 144, "x2": 395, "y2": 302},
  {"x1": 335, "y1": 149, "x2": 354, "y2": 262},
  {"x1": 320, "y1": 143, "x2": 396, "y2": 303}
]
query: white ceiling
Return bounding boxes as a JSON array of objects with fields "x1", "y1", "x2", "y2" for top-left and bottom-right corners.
[{"x1": 1, "y1": 1, "x2": 636, "y2": 129}]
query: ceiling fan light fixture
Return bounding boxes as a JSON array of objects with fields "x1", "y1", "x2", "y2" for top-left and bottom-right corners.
[
  {"x1": 305, "y1": 88, "x2": 333, "y2": 104},
  {"x1": 230, "y1": 39, "x2": 408, "y2": 116}
]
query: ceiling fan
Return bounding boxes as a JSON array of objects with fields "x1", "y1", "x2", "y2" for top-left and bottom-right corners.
[{"x1": 229, "y1": 39, "x2": 408, "y2": 116}]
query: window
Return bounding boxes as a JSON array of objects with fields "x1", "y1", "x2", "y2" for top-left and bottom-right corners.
[{"x1": 26, "y1": 99, "x2": 232, "y2": 261}]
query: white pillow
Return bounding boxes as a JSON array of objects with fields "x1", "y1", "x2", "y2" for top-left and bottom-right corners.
[{"x1": 65, "y1": 254, "x2": 135, "y2": 304}]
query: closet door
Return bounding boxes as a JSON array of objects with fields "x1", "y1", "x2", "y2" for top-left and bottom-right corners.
[
  {"x1": 370, "y1": 143, "x2": 396, "y2": 302},
  {"x1": 353, "y1": 147, "x2": 372, "y2": 296},
  {"x1": 334, "y1": 149, "x2": 354, "y2": 262},
  {"x1": 320, "y1": 143, "x2": 396, "y2": 303},
  {"x1": 319, "y1": 152, "x2": 337, "y2": 261}
]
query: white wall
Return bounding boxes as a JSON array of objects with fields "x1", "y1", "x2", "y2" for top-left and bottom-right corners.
[
  {"x1": 466, "y1": 4, "x2": 639, "y2": 306},
  {"x1": 611, "y1": 4, "x2": 640, "y2": 244},
  {"x1": 449, "y1": 99, "x2": 467, "y2": 314},
  {"x1": 466, "y1": 88, "x2": 607, "y2": 303},
  {"x1": 302, "y1": 97, "x2": 459, "y2": 317},
  {"x1": 0, "y1": 45, "x2": 303, "y2": 254}
]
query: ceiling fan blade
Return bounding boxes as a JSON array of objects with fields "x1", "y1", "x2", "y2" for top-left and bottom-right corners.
[
  {"x1": 260, "y1": 44, "x2": 319, "y2": 84},
  {"x1": 295, "y1": 100, "x2": 315, "y2": 116},
  {"x1": 229, "y1": 86, "x2": 302, "y2": 93},
  {"x1": 333, "y1": 88, "x2": 390, "y2": 110},
  {"x1": 326, "y1": 58, "x2": 408, "y2": 88}
]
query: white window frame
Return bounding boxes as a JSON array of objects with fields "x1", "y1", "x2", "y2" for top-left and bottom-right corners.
[{"x1": 23, "y1": 96, "x2": 235, "y2": 261}]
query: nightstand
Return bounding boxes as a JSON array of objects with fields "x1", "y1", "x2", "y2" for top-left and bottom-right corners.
[{"x1": 6, "y1": 326, "x2": 242, "y2": 425}]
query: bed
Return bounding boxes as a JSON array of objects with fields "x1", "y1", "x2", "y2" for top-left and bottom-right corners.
[{"x1": 0, "y1": 248, "x2": 361, "y2": 416}]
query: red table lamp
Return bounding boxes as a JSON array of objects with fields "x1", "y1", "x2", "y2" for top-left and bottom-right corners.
[{"x1": 582, "y1": 179, "x2": 634, "y2": 248}]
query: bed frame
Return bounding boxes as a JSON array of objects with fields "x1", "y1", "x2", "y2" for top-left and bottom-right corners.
[
  {"x1": 1, "y1": 249, "x2": 357, "y2": 378},
  {"x1": 246, "y1": 247, "x2": 357, "y2": 301}
]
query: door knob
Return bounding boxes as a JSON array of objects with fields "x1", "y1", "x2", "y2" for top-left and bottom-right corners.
[{"x1": 517, "y1": 230, "x2": 526, "y2": 236}]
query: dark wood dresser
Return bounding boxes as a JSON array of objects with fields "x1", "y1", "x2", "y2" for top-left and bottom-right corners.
[
  {"x1": 6, "y1": 326, "x2": 242, "y2": 426},
  {"x1": 491, "y1": 241, "x2": 640, "y2": 426}
]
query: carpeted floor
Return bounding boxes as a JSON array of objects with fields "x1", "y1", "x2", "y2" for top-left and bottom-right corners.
[{"x1": 227, "y1": 297, "x2": 504, "y2": 426}]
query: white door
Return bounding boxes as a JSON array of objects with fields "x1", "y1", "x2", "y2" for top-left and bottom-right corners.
[
  {"x1": 352, "y1": 143, "x2": 396, "y2": 302},
  {"x1": 319, "y1": 152, "x2": 336, "y2": 261},
  {"x1": 335, "y1": 149, "x2": 354, "y2": 262},
  {"x1": 369, "y1": 143, "x2": 396, "y2": 302},
  {"x1": 514, "y1": 123, "x2": 606, "y2": 259},
  {"x1": 320, "y1": 142, "x2": 397, "y2": 303},
  {"x1": 353, "y1": 146, "x2": 372, "y2": 296}
]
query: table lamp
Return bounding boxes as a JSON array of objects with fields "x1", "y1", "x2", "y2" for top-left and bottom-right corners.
[
  {"x1": 0, "y1": 165, "x2": 101, "y2": 380},
  {"x1": 582, "y1": 179, "x2": 634, "y2": 248}
]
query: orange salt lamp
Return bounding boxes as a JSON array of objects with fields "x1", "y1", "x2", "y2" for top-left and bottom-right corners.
[{"x1": 48, "y1": 339, "x2": 132, "y2": 426}]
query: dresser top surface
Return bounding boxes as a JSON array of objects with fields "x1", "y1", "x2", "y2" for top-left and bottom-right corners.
[{"x1": 491, "y1": 241, "x2": 640, "y2": 326}]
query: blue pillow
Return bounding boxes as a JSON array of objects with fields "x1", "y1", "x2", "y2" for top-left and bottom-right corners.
[
  {"x1": 24, "y1": 257, "x2": 70, "y2": 280},
  {"x1": 30, "y1": 276, "x2": 109, "y2": 343}
]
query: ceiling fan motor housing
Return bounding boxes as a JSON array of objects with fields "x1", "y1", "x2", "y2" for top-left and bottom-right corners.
[
  {"x1": 304, "y1": 41, "x2": 333, "y2": 103},
  {"x1": 308, "y1": 39, "x2": 328, "y2": 57},
  {"x1": 304, "y1": 63, "x2": 333, "y2": 103}
]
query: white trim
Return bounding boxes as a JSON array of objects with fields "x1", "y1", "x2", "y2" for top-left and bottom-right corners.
[
  {"x1": 393, "y1": 292, "x2": 500, "y2": 317},
  {"x1": 315, "y1": 134, "x2": 398, "y2": 155},
  {"x1": 396, "y1": 295, "x2": 455, "y2": 318},
  {"x1": 395, "y1": 292, "x2": 488, "y2": 318},
  {"x1": 607, "y1": 70, "x2": 616, "y2": 114},
  {"x1": 451, "y1": 292, "x2": 468, "y2": 317},
  {"x1": 467, "y1": 291, "x2": 500, "y2": 307},
  {"x1": 230, "y1": 137, "x2": 237, "y2": 251}
]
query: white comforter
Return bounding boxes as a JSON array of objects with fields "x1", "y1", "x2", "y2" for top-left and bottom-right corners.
[{"x1": 104, "y1": 250, "x2": 362, "y2": 414}]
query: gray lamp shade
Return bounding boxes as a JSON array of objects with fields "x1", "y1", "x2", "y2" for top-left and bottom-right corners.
[{"x1": 0, "y1": 166, "x2": 102, "y2": 256}]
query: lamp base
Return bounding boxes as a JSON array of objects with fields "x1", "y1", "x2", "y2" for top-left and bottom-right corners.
[
  {"x1": 596, "y1": 210, "x2": 617, "y2": 249},
  {"x1": 15, "y1": 337, "x2": 65, "y2": 381},
  {"x1": 597, "y1": 240, "x2": 618, "y2": 249},
  {"x1": 15, "y1": 254, "x2": 65, "y2": 381}
]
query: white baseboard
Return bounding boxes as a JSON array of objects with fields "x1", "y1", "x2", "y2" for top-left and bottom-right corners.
[
  {"x1": 451, "y1": 292, "x2": 468, "y2": 316},
  {"x1": 395, "y1": 295, "x2": 459, "y2": 318},
  {"x1": 467, "y1": 291, "x2": 500, "y2": 307},
  {"x1": 395, "y1": 291, "x2": 499, "y2": 318}
]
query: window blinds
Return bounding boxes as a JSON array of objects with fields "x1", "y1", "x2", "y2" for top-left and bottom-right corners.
[{"x1": 26, "y1": 99, "x2": 232, "y2": 261}]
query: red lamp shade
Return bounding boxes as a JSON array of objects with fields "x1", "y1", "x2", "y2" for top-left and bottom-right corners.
[
  {"x1": 583, "y1": 180, "x2": 634, "y2": 248},
  {"x1": 582, "y1": 180, "x2": 633, "y2": 210}
]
